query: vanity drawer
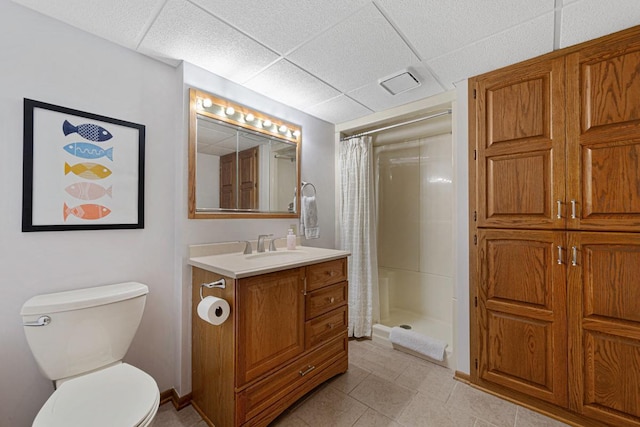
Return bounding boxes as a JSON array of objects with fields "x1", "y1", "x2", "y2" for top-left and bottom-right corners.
[
  {"x1": 306, "y1": 281, "x2": 347, "y2": 319},
  {"x1": 237, "y1": 335, "x2": 347, "y2": 425},
  {"x1": 306, "y1": 258, "x2": 347, "y2": 291},
  {"x1": 305, "y1": 305, "x2": 348, "y2": 349}
]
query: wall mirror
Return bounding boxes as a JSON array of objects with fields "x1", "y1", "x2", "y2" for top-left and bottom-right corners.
[{"x1": 189, "y1": 88, "x2": 301, "y2": 219}]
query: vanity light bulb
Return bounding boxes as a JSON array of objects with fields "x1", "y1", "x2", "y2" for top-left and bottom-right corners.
[
  {"x1": 279, "y1": 125, "x2": 288, "y2": 133},
  {"x1": 202, "y1": 98, "x2": 213, "y2": 108},
  {"x1": 263, "y1": 119, "x2": 272, "y2": 128},
  {"x1": 293, "y1": 130, "x2": 301, "y2": 138},
  {"x1": 225, "y1": 106, "x2": 235, "y2": 116},
  {"x1": 245, "y1": 113, "x2": 255, "y2": 122}
]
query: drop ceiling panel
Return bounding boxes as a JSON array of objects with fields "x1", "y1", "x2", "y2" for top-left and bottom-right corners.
[
  {"x1": 138, "y1": 0, "x2": 279, "y2": 83},
  {"x1": 288, "y1": 3, "x2": 420, "y2": 93},
  {"x1": 560, "y1": 0, "x2": 640, "y2": 48},
  {"x1": 12, "y1": 0, "x2": 162, "y2": 49},
  {"x1": 243, "y1": 59, "x2": 341, "y2": 110},
  {"x1": 199, "y1": 145, "x2": 234, "y2": 156},
  {"x1": 238, "y1": 133, "x2": 267, "y2": 151},
  {"x1": 348, "y1": 65, "x2": 443, "y2": 111},
  {"x1": 197, "y1": 126, "x2": 236, "y2": 147},
  {"x1": 306, "y1": 95, "x2": 373, "y2": 124},
  {"x1": 377, "y1": 0, "x2": 554, "y2": 60},
  {"x1": 191, "y1": 0, "x2": 369, "y2": 54},
  {"x1": 428, "y1": 13, "x2": 555, "y2": 87}
]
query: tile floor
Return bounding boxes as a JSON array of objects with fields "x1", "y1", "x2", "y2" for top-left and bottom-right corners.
[{"x1": 154, "y1": 339, "x2": 569, "y2": 427}]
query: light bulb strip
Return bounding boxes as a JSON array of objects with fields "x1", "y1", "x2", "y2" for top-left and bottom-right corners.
[{"x1": 194, "y1": 90, "x2": 301, "y2": 143}]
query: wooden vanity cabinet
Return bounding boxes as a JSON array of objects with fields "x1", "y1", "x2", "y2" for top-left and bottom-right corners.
[
  {"x1": 471, "y1": 26, "x2": 640, "y2": 426},
  {"x1": 191, "y1": 257, "x2": 348, "y2": 427}
]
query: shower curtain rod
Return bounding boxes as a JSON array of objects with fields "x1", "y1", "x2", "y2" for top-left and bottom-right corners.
[{"x1": 340, "y1": 109, "x2": 452, "y2": 141}]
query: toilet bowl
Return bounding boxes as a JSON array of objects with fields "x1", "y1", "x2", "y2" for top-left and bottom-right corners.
[
  {"x1": 21, "y1": 282, "x2": 160, "y2": 426},
  {"x1": 34, "y1": 363, "x2": 159, "y2": 427}
]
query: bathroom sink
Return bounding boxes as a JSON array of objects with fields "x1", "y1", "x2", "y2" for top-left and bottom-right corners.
[
  {"x1": 245, "y1": 250, "x2": 308, "y2": 261},
  {"x1": 188, "y1": 244, "x2": 350, "y2": 278}
]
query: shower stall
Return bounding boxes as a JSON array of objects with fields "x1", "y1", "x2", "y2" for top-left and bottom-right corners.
[{"x1": 369, "y1": 116, "x2": 455, "y2": 368}]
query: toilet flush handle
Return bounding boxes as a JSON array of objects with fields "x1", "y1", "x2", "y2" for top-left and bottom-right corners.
[{"x1": 23, "y1": 315, "x2": 51, "y2": 327}]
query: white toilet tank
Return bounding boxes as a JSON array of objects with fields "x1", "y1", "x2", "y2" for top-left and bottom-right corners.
[{"x1": 21, "y1": 282, "x2": 149, "y2": 382}]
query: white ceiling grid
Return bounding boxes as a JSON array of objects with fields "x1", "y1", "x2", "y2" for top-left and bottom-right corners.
[{"x1": 11, "y1": 0, "x2": 640, "y2": 124}]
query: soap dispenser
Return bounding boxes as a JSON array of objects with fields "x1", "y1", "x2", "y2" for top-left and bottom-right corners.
[{"x1": 286, "y1": 229, "x2": 296, "y2": 250}]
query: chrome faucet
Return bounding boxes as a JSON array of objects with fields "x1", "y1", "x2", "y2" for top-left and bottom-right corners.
[
  {"x1": 242, "y1": 241, "x2": 252, "y2": 254},
  {"x1": 257, "y1": 234, "x2": 273, "y2": 253}
]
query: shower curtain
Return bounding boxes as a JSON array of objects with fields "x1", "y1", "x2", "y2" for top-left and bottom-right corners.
[{"x1": 339, "y1": 136, "x2": 379, "y2": 338}]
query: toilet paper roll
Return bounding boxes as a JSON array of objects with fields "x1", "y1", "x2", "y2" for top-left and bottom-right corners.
[{"x1": 197, "y1": 296, "x2": 230, "y2": 326}]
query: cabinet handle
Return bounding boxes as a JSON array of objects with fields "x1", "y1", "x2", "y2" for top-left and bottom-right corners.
[
  {"x1": 298, "y1": 365, "x2": 315, "y2": 376},
  {"x1": 326, "y1": 323, "x2": 335, "y2": 330},
  {"x1": 302, "y1": 277, "x2": 307, "y2": 296},
  {"x1": 327, "y1": 297, "x2": 335, "y2": 304},
  {"x1": 556, "y1": 245, "x2": 563, "y2": 265},
  {"x1": 571, "y1": 246, "x2": 578, "y2": 266},
  {"x1": 556, "y1": 200, "x2": 562, "y2": 219},
  {"x1": 571, "y1": 200, "x2": 577, "y2": 219}
]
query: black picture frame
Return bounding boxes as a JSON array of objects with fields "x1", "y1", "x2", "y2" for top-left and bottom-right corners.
[{"x1": 22, "y1": 98, "x2": 145, "y2": 232}]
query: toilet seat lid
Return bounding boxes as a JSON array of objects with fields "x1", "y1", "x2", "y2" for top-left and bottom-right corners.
[{"x1": 33, "y1": 363, "x2": 159, "y2": 427}]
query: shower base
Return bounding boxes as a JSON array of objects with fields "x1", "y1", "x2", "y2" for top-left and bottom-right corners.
[{"x1": 372, "y1": 309, "x2": 454, "y2": 369}]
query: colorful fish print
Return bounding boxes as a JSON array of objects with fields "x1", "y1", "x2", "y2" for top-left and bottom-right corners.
[
  {"x1": 64, "y1": 142, "x2": 113, "y2": 161},
  {"x1": 64, "y1": 162, "x2": 112, "y2": 180},
  {"x1": 63, "y1": 203, "x2": 111, "y2": 221},
  {"x1": 65, "y1": 182, "x2": 112, "y2": 200},
  {"x1": 63, "y1": 120, "x2": 113, "y2": 142}
]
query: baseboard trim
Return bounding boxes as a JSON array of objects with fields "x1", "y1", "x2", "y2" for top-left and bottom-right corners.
[
  {"x1": 454, "y1": 371, "x2": 472, "y2": 384},
  {"x1": 159, "y1": 388, "x2": 193, "y2": 411}
]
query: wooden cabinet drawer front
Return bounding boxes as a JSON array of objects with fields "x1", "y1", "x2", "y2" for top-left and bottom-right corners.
[
  {"x1": 305, "y1": 305, "x2": 348, "y2": 349},
  {"x1": 238, "y1": 335, "x2": 347, "y2": 424},
  {"x1": 306, "y1": 281, "x2": 347, "y2": 319},
  {"x1": 306, "y1": 258, "x2": 347, "y2": 291}
]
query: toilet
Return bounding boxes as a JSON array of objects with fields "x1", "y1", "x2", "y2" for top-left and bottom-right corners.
[{"x1": 20, "y1": 282, "x2": 160, "y2": 427}]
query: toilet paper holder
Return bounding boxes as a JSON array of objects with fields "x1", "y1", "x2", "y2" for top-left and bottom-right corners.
[{"x1": 199, "y1": 278, "x2": 226, "y2": 301}]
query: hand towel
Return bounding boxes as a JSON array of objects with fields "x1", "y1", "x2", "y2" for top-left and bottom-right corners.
[
  {"x1": 301, "y1": 195, "x2": 319, "y2": 239},
  {"x1": 388, "y1": 327, "x2": 447, "y2": 362}
]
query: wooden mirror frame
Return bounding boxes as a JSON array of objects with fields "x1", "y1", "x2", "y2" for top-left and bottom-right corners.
[{"x1": 188, "y1": 88, "x2": 301, "y2": 219}]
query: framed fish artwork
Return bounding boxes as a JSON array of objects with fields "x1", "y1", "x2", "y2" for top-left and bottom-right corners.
[{"x1": 22, "y1": 98, "x2": 145, "y2": 231}]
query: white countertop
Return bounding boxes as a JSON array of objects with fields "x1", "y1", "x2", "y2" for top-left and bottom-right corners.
[{"x1": 188, "y1": 243, "x2": 350, "y2": 278}]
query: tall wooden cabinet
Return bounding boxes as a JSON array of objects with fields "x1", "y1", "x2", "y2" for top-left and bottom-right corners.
[{"x1": 470, "y1": 26, "x2": 640, "y2": 426}]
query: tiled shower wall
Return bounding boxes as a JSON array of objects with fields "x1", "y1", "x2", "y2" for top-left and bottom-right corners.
[{"x1": 376, "y1": 133, "x2": 453, "y2": 327}]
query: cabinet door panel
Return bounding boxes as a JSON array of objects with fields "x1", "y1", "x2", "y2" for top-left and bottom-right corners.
[
  {"x1": 567, "y1": 33, "x2": 640, "y2": 231},
  {"x1": 237, "y1": 268, "x2": 305, "y2": 386},
  {"x1": 486, "y1": 312, "x2": 550, "y2": 388},
  {"x1": 239, "y1": 146, "x2": 258, "y2": 210},
  {"x1": 486, "y1": 152, "x2": 550, "y2": 221},
  {"x1": 478, "y1": 229, "x2": 567, "y2": 405},
  {"x1": 477, "y1": 229, "x2": 567, "y2": 405},
  {"x1": 568, "y1": 232, "x2": 640, "y2": 426},
  {"x1": 475, "y1": 57, "x2": 566, "y2": 229}
]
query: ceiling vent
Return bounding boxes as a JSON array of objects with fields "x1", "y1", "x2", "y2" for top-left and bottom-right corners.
[{"x1": 379, "y1": 70, "x2": 421, "y2": 95}]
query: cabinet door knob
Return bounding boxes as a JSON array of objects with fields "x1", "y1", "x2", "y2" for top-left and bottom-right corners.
[{"x1": 328, "y1": 297, "x2": 335, "y2": 304}]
